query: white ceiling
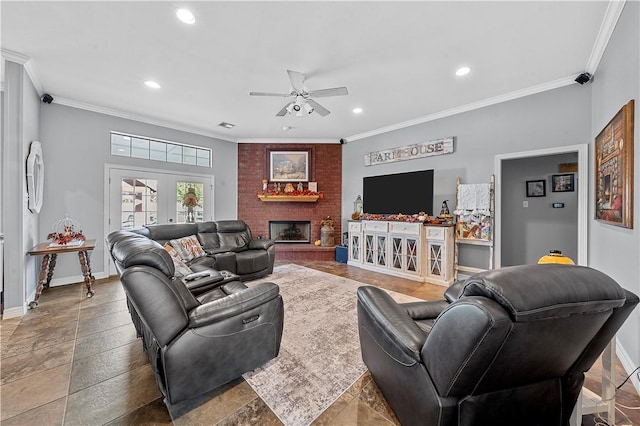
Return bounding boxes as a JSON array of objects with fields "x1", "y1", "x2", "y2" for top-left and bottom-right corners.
[{"x1": 1, "y1": 1, "x2": 619, "y2": 143}]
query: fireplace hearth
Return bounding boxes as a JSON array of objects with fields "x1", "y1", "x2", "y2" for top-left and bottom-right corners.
[{"x1": 270, "y1": 221, "x2": 311, "y2": 243}]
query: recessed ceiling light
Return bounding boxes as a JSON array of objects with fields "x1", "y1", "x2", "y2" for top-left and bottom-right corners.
[
  {"x1": 282, "y1": 126, "x2": 292, "y2": 131},
  {"x1": 456, "y1": 66, "x2": 471, "y2": 76},
  {"x1": 176, "y1": 9, "x2": 195, "y2": 24},
  {"x1": 218, "y1": 122, "x2": 235, "y2": 129},
  {"x1": 144, "y1": 80, "x2": 161, "y2": 89},
  {"x1": 353, "y1": 107, "x2": 363, "y2": 114}
]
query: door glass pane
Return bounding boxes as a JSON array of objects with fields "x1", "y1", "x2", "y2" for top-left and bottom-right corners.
[
  {"x1": 177, "y1": 181, "x2": 204, "y2": 223},
  {"x1": 121, "y1": 178, "x2": 157, "y2": 229}
]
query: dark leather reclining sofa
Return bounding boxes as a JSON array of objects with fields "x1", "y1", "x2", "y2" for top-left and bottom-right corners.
[
  {"x1": 106, "y1": 230, "x2": 284, "y2": 404},
  {"x1": 131, "y1": 220, "x2": 276, "y2": 282}
]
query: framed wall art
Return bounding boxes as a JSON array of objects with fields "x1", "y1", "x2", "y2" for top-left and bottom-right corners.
[
  {"x1": 268, "y1": 149, "x2": 311, "y2": 182},
  {"x1": 595, "y1": 100, "x2": 634, "y2": 228},
  {"x1": 526, "y1": 180, "x2": 546, "y2": 197},
  {"x1": 551, "y1": 174, "x2": 574, "y2": 192}
]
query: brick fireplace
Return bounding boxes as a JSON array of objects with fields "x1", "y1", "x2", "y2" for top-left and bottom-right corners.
[
  {"x1": 270, "y1": 221, "x2": 311, "y2": 243},
  {"x1": 238, "y1": 143, "x2": 342, "y2": 261}
]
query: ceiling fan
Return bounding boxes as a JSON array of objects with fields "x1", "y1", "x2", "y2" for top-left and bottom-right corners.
[{"x1": 250, "y1": 70, "x2": 348, "y2": 117}]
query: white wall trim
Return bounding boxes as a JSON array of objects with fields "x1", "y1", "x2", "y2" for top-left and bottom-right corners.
[
  {"x1": 494, "y1": 143, "x2": 588, "y2": 268},
  {"x1": 237, "y1": 138, "x2": 340, "y2": 144},
  {"x1": 346, "y1": 76, "x2": 576, "y2": 142},
  {"x1": 0, "y1": 49, "x2": 44, "y2": 95},
  {"x1": 1, "y1": 305, "x2": 26, "y2": 319},
  {"x1": 585, "y1": 0, "x2": 626, "y2": 75},
  {"x1": 616, "y1": 337, "x2": 640, "y2": 395}
]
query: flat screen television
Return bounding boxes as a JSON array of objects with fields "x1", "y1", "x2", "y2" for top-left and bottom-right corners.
[{"x1": 363, "y1": 170, "x2": 434, "y2": 215}]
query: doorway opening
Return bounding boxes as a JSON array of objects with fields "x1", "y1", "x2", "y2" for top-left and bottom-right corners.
[{"x1": 494, "y1": 144, "x2": 588, "y2": 267}]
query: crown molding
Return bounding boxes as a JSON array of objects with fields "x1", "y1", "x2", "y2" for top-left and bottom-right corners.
[
  {"x1": 53, "y1": 97, "x2": 237, "y2": 143},
  {"x1": 346, "y1": 76, "x2": 576, "y2": 142},
  {"x1": 237, "y1": 138, "x2": 340, "y2": 144},
  {"x1": 1, "y1": 48, "x2": 45, "y2": 95},
  {"x1": 585, "y1": 0, "x2": 626, "y2": 75}
]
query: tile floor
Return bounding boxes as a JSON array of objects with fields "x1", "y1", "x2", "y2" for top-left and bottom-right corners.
[{"x1": 1, "y1": 260, "x2": 638, "y2": 425}]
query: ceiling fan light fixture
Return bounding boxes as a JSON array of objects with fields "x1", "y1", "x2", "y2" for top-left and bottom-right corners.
[{"x1": 303, "y1": 103, "x2": 314, "y2": 114}]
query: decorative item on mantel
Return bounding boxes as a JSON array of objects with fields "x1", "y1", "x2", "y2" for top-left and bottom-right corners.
[
  {"x1": 320, "y1": 216, "x2": 335, "y2": 247},
  {"x1": 183, "y1": 187, "x2": 199, "y2": 223},
  {"x1": 257, "y1": 180, "x2": 322, "y2": 202},
  {"x1": 47, "y1": 214, "x2": 86, "y2": 246},
  {"x1": 359, "y1": 212, "x2": 448, "y2": 225}
]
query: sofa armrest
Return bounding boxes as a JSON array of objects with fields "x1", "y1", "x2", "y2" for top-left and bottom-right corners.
[
  {"x1": 249, "y1": 238, "x2": 275, "y2": 250},
  {"x1": 188, "y1": 282, "x2": 280, "y2": 327},
  {"x1": 402, "y1": 300, "x2": 450, "y2": 320},
  {"x1": 357, "y1": 286, "x2": 426, "y2": 362}
]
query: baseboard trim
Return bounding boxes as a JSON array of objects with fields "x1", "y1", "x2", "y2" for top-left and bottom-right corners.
[
  {"x1": 49, "y1": 271, "x2": 108, "y2": 287},
  {"x1": 616, "y1": 339, "x2": 640, "y2": 395},
  {"x1": 2, "y1": 305, "x2": 26, "y2": 319}
]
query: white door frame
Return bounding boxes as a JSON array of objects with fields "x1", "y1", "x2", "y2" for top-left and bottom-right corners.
[
  {"x1": 494, "y1": 144, "x2": 588, "y2": 267},
  {"x1": 104, "y1": 163, "x2": 215, "y2": 276}
]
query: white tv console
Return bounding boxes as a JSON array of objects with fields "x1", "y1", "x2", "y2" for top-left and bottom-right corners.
[{"x1": 347, "y1": 220, "x2": 455, "y2": 286}]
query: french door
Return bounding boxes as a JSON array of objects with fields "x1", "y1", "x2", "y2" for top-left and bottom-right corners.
[{"x1": 105, "y1": 165, "x2": 214, "y2": 273}]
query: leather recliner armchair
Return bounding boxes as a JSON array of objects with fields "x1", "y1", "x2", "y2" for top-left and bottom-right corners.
[
  {"x1": 357, "y1": 264, "x2": 638, "y2": 426},
  {"x1": 107, "y1": 232, "x2": 284, "y2": 404}
]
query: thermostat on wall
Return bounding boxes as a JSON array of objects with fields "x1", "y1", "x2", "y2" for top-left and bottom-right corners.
[{"x1": 553, "y1": 203, "x2": 565, "y2": 208}]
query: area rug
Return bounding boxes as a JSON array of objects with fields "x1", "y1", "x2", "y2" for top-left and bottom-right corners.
[{"x1": 244, "y1": 264, "x2": 421, "y2": 426}]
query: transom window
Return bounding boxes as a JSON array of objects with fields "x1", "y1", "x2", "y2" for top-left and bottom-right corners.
[{"x1": 111, "y1": 132, "x2": 211, "y2": 167}]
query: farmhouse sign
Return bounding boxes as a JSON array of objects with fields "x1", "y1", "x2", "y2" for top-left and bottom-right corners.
[{"x1": 364, "y1": 137, "x2": 454, "y2": 166}]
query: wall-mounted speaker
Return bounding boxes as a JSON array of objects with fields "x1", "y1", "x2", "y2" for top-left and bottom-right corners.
[{"x1": 41, "y1": 94, "x2": 54, "y2": 104}]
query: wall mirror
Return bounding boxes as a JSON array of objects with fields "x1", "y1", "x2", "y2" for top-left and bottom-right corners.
[{"x1": 26, "y1": 141, "x2": 44, "y2": 213}]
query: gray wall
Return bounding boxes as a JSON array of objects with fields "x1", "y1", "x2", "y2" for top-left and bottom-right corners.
[
  {"x1": 342, "y1": 84, "x2": 592, "y2": 269},
  {"x1": 502, "y1": 152, "x2": 578, "y2": 265},
  {"x1": 1, "y1": 61, "x2": 40, "y2": 313},
  {"x1": 39, "y1": 104, "x2": 238, "y2": 282},
  {"x1": 588, "y1": 1, "x2": 639, "y2": 369}
]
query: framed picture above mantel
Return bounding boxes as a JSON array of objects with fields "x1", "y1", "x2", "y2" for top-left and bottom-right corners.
[{"x1": 267, "y1": 149, "x2": 312, "y2": 182}]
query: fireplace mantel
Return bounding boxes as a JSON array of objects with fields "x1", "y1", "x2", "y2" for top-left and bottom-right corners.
[{"x1": 257, "y1": 194, "x2": 319, "y2": 203}]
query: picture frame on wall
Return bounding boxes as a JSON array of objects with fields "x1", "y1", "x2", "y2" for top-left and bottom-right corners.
[
  {"x1": 526, "y1": 180, "x2": 546, "y2": 197},
  {"x1": 551, "y1": 174, "x2": 575, "y2": 192},
  {"x1": 268, "y1": 149, "x2": 311, "y2": 182},
  {"x1": 595, "y1": 100, "x2": 634, "y2": 229}
]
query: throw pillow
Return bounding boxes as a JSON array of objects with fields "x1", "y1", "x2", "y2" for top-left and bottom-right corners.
[
  {"x1": 169, "y1": 235, "x2": 206, "y2": 262},
  {"x1": 164, "y1": 243, "x2": 193, "y2": 278}
]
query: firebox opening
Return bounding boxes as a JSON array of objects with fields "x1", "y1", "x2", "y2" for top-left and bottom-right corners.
[{"x1": 269, "y1": 221, "x2": 311, "y2": 244}]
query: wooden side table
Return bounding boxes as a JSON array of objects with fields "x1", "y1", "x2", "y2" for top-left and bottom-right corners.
[{"x1": 27, "y1": 239, "x2": 96, "y2": 308}]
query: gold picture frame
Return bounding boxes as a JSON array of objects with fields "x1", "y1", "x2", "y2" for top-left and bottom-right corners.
[
  {"x1": 595, "y1": 100, "x2": 634, "y2": 228},
  {"x1": 267, "y1": 149, "x2": 311, "y2": 182}
]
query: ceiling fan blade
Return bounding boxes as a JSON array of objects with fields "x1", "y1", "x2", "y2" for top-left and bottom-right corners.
[
  {"x1": 306, "y1": 99, "x2": 330, "y2": 117},
  {"x1": 249, "y1": 91, "x2": 291, "y2": 97},
  {"x1": 286, "y1": 70, "x2": 306, "y2": 92},
  {"x1": 308, "y1": 87, "x2": 349, "y2": 98},
  {"x1": 276, "y1": 102, "x2": 293, "y2": 117}
]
